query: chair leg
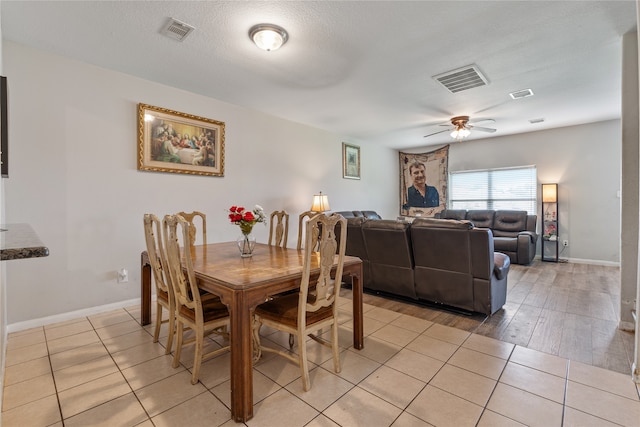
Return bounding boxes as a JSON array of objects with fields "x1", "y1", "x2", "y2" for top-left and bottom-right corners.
[
  {"x1": 164, "y1": 310, "x2": 175, "y2": 355},
  {"x1": 153, "y1": 303, "x2": 162, "y2": 343},
  {"x1": 173, "y1": 322, "x2": 184, "y2": 368},
  {"x1": 298, "y1": 330, "x2": 311, "y2": 391},
  {"x1": 191, "y1": 329, "x2": 204, "y2": 385},
  {"x1": 331, "y1": 321, "x2": 341, "y2": 373}
]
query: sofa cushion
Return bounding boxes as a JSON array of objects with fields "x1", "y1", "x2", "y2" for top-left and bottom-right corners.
[
  {"x1": 438, "y1": 209, "x2": 467, "y2": 220},
  {"x1": 336, "y1": 210, "x2": 382, "y2": 220},
  {"x1": 361, "y1": 210, "x2": 382, "y2": 219},
  {"x1": 493, "y1": 210, "x2": 527, "y2": 237},
  {"x1": 466, "y1": 210, "x2": 495, "y2": 228},
  {"x1": 493, "y1": 236, "x2": 518, "y2": 252},
  {"x1": 412, "y1": 218, "x2": 473, "y2": 230}
]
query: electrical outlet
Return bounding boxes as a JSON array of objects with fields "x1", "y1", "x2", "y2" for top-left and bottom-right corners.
[
  {"x1": 563, "y1": 240, "x2": 569, "y2": 247},
  {"x1": 117, "y1": 268, "x2": 129, "y2": 283}
]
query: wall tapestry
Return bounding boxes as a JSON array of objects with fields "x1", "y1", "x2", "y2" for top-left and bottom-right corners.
[{"x1": 399, "y1": 145, "x2": 449, "y2": 217}]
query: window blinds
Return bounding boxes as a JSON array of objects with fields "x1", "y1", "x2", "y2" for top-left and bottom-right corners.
[{"x1": 449, "y1": 166, "x2": 537, "y2": 214}]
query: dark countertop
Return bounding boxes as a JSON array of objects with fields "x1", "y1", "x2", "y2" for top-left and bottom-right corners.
[{"x1": 0, "y1": 223, "x2": 49, "y2": 261}]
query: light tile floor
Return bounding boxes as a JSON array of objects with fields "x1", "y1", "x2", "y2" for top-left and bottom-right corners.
[{"x1": 3, "y1": 293, "x2": 640, "y2": 427}]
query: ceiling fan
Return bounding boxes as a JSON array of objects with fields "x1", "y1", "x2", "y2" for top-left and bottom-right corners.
[{"x1": 424, "y1": 115, "x2": 496, "y2": 140}]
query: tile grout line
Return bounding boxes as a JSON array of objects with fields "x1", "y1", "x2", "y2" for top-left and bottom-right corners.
[{"x1": 42, "y1": 325, "x2": 66, "y2": 427}]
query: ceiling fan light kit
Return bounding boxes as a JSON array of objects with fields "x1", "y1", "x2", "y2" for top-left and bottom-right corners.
[{"x1": 424, "y1": 115, "x2": 497, "y2": 140}]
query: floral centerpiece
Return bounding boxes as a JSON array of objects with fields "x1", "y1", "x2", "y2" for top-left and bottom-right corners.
[
  {"x1": 228, "y1": 205, "x2": 266, "y2": 234},
  {"x1": 228, "y1": 205, "x2": 266, "y2": 257}
]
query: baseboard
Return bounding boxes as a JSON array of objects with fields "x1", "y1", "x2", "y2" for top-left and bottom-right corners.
[
  {"x1": 534, "y1": 255, "x2": 620, "y2": 267},
  {"x1": 565, "y1": 257, "x2": 620, "y2": 267},
  {"x1": 7, "y1": 298, "x2": 141, "y2": 333}
]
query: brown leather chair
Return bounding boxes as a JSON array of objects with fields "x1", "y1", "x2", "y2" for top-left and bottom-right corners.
[
  {"x1": 361, "y1": 219, "x2": 415, "y2": 299},
  {"x1": 492, "y1": 210, "x2": 537, "y2": 265}
]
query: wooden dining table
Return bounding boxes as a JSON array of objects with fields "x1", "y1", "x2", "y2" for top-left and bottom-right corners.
[{"x1": 140, "y1": 241, "x2": 364, "y2": 422}]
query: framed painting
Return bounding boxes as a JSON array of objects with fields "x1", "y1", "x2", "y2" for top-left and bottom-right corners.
[
  {"x1": 137, "y1": 103, "x2": 225, "y2": 176},
  {"x1": 399, "y1": 145, "x2": 449, "y2": 217},
  {"x1": 342, "y1": 142, "x2": 360, "y2": 179}
]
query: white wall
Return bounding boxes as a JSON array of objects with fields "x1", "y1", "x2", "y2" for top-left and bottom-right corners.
[
  {"x1": 413, "y1": 120, "x2": 622, "y2": 264},
  {"x1": 3, "y1": 41, "x2": 397, "y2": 325}
]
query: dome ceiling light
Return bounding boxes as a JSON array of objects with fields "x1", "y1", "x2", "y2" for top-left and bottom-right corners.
[{"x1": 249, "y1": 24, "x2": 289, "y2": 51}]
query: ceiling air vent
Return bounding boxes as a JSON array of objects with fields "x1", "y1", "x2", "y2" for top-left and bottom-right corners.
[
  {"x1": 509, "y1": 88, "x2": 534, "y2": 100},
  {"x1": 432, "y1": 64, "x2": 489, "y2": 93},
  {"x1": 160, "y1": 18, "x2": 195, "y2": 42}
]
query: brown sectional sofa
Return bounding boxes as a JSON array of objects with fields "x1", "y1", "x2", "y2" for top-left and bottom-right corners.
[
  {"x1": 336, "y1": 213, "x2": 510, "y2": 315},
  {"x1": 436, "y1": 209, "x2": 538, "y2": 265}
]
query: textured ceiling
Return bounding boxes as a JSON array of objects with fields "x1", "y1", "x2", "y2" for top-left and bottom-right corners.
[{"x1": 1, "y1": 1, "x2": 637, "y2": 148}]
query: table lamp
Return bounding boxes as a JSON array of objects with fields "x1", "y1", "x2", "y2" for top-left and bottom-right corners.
[{"x1": 310, "y1": 192, "x2": 330, "y2": 213}]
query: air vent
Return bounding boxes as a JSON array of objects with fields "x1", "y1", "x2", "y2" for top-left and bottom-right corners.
[
  {"x1": 433, "y1": 65, "x2": 489, "y2": 93},
  {"x1": 510, "y1": 89, "x2": 534, "y2": 100},
  {"x1": 161, "y1": 18, "x2": 195, "y2": 42}
]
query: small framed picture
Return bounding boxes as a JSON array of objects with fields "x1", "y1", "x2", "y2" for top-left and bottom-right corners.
[
  {"x1": 342, "y1": 142, "x2": 360, "y2": 179},
  {"x1": 137, "y1": 103, "x2": 225, "y2": 176}
]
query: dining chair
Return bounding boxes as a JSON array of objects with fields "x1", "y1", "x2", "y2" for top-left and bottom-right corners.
[
  {"x1": 253, "y1": 212, "x2": 347, "y2": 391},
  {"x1": 163, "y1": 214, "x2": 230, "y2": 385},
  {"x1": 176, "y1": 211, "x2": 207, "y2": 248},
  {"x1": 297, "y1": 210, "x2": 319, "y2": 251},
  {"x1": 268, "y1": 210, "x2": 289, "y2": 248},
  {"x1": 143, "y1": 213, "x2": 175, "y2": 355}
]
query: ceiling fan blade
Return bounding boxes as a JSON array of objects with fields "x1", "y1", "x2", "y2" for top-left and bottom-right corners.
[
  {"x1": 468, "y1": 118, "x2": 495, "y2": 126},
  {"x1": 424, "y1": 128, "x2": 451, "y2": 138},
  {"x1": 468, "y1": 125, "x2": 496, "y2": 133}
]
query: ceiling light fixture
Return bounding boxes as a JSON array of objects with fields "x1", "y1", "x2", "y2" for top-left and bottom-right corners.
[{"x1": 249, "y1": 24, "x2": 288, "y2": 51}]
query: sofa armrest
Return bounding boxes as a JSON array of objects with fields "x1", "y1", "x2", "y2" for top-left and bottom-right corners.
[
  {"x1": 493, "y1": 252, "x2": 510, "y2": 280},
  {"x1": 518, "y1": 230, "x2": 538, "y2": 244},
  {"x1": 516, "y1": 232, "x2": 536, "y2": 265}
]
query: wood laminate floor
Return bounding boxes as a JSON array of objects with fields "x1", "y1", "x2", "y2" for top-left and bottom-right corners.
[{"x1": 355, "y1": 259, "x2": 635, "y2": 376}]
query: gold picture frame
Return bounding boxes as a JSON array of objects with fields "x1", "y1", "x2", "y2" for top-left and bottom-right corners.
[
  {"x1": 342, "y1": 142, "x2": 360, "y2": 179},
  {"x1": 137, "y1": 103, "x2": 225, "y2": 176}
]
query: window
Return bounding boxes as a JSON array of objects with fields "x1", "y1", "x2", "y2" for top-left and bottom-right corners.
[{"x1": 449, "y1": 166, "x2": 537, "y2": 214}]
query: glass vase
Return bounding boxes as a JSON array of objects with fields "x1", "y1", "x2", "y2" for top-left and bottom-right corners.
[{"x1": 237, "y1": 227, "x2": 255, "y2": 257}]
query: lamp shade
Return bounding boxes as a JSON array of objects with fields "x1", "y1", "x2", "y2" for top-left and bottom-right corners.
[
  {"x1": 310, "y1": 192, "x2": 330, "y2": 212},
  {"x1": 542, "y1": 183, "x2": 557, "y2": 203}
]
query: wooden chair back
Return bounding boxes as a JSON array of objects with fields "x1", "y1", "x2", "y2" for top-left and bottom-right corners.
[
  {"x1": 300, "y1": 213, "x2": 347, "y2": 313},
  {"x1": 176, "y1": 211, "x2": 206, "y2": 247},
  {"x1": 143, "y1": 213, "x2": 171, "y2": 296},
  {"x1": 297, "y1": 210, "x2": 319, "y2": 251},
  {"x1": 163, "y1": 215, "x2": 202, "y2": 317},
  {"x1": 268, "y1": 210, "x2": 289, "y2": 248}
]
